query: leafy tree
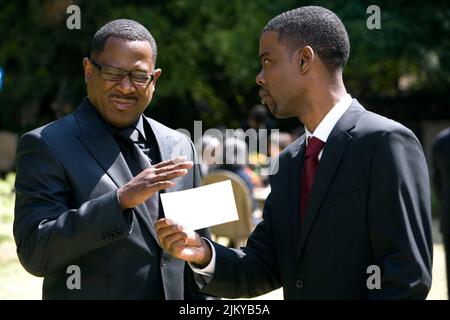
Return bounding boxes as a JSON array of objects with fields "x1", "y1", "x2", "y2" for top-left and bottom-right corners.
[{"x1": 0, "y1": 0, "x2": 448, "y2": 135}]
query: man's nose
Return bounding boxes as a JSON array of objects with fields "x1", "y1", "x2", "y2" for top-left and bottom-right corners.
[
  {"x1": 256, "y1": 70, "x2": 265, "y2": 86},
  {"x1": 117, "y1": 75, "x2": 136, "y2": 94}
]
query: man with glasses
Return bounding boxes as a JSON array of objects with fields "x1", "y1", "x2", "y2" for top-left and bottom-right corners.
[{"x1": 13, "y1": 19, "x2": 212, "y2": 300}]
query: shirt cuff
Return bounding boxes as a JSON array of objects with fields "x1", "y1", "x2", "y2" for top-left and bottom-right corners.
[{"x1": 189, "y1": 237, "x2": 216, "y2": 276}]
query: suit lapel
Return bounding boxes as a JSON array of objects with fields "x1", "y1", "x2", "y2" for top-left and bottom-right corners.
[
  {"x1": 130, "y1": 117, "x2": 174, "y2": 244},
  {"x1": 295, "y1": 101, "x2": 365, "y2": 262},
  {"x1": 134, "y1": 116, "x2": 175, "y2": 242},
  {"x1": 74, "y1": 99, "x2": 133, "y2": 188},
  {"x1": 74, "y1": 100, "x2": 159, "y2": 242},
  {"x1": 146, "y1": 117, "x2": 173, "y2": 162}
]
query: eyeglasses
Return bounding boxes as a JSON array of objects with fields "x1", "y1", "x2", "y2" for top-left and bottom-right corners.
[{"x1": 90, "y1": 59, "x2": 155, "y2": 86}]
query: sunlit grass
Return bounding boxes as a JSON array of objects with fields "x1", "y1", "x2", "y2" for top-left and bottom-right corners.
[{"x1": 0, "y1": 173, "x2": 42, "y2": 300}]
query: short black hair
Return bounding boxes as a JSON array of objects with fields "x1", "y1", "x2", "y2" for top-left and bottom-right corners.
[
  {"x1": 263, "y1": 6, "x2": 350, "y2": 73},
  {"x1": 91, "y1": 19, "x2": 157, "y2": 64}
]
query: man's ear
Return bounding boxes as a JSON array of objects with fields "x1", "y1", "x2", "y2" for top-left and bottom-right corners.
[
  {"x1": 151, "y1": 68, "x2": 162, "y2": 88},
  {"x1": 82, "y1": 57, "x2": 92, "y2": 83},
  {"x1": 298, "y1": 46, "x2": 314, "y2": 74}
]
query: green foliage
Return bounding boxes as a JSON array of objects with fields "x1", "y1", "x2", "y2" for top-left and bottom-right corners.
[{"x1": 0, "y1": 0, "x2": 448, "y2": 134}]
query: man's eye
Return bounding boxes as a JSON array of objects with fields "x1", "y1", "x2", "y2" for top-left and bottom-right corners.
[
  {"x1": 101, "y1": 69, "x2": 125, "y2": 81},
  {"x1": 263, "y1": 59, "x2": 270, "y2": 65},
  {"x1": 104, "y1": 69, "x2": 124, "y2": 77},
  {"x1": 132, "y1": 73, "x2": 150, "y2": 80}
]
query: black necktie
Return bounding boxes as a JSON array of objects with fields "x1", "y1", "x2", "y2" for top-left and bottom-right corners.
[{"x1": 115, "y1": 127, "x2": 159, "y2": 222}]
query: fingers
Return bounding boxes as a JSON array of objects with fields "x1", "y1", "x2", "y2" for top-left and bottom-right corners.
[
  {"x1": 148, "y1": 181, "x2": 176, "y2": 193},
  {"x1": 154, "y1": 219, "x2": 201, "y2": 251},
  {"x1": 154, "y1": 219, "x2": 211, "y2": 264},
  {"x1": 155, "y1": 219, "x2": 189, "y2": 253},
  {"x1": 155, "y1": 218, "x2": 175, "y2": 231},
  {"x1": 153, "y1": 156, "x2": 191, "y2": 169},
  {"x1": 136, "y1": 160, "x2": 192, "y2": 187},
  {"x1": 167, "y1": 235, "x2": 189, "y2": 250},
  {"x1": 135, "y1": 166, "x2": 189, "y2": 194},
  {"x1": 148, "y1": 169, "x2": 188, "y2": 184},
  {"x1": 153, "y1": 161, "x2": 193, "y2": 175},
  {"x1": 155, "y1": 219, "x2": 183, "y2": 238}
]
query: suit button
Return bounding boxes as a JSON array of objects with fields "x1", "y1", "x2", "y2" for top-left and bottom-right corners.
[{"x1": 296, "y1": 279, "x2": 304, "y2": 289}]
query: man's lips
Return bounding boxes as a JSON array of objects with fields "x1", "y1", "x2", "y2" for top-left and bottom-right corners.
[
  {"x1": 110, "y1": 97, "x2": 137, "y2": 110},
  {"x1": 259, "y1": 90, "x2": 272, "y2": 104}
]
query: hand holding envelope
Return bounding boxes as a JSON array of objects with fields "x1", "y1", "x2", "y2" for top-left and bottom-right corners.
[
  {"x1": 155, "y1": 218, "x2": 212, "y2": 266},
  {"x1": 156, "y1": 180, "x2": 240, "y2": 266}
]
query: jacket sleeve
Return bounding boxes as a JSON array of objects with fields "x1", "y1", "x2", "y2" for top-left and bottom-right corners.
[
  {"x1": 367, "y1": 128, "x2": 433, "y2": 299},
  {"x1": 199, "y1": 192, "x2": 282, "y2": 298},
  {"x1": 13, "y1": 131, "x2": 133, "y2": 277}
]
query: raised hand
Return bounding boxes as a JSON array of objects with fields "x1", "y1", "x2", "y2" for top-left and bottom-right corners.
[{"x1": 118, "y1": 156, "x2": 193, "y2": 209}]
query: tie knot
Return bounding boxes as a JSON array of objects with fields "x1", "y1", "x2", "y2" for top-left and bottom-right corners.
[
  {"x1": 115, "y1": 127, "x2": 140, "y2": 144},
  {"x1": 305, "y1": 136, "x2": 325, "y2": 158}
]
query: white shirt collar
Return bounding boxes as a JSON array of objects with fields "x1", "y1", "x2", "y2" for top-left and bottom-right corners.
[{"x1": 305, "y1": 94, "x2": 353, "y2": 145}]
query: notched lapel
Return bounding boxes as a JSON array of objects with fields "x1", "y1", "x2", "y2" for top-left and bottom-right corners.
[
  {"x1": 74, "y1": 101, "x2": 159, "y2": 242},
  {"x1": 74, "y1": 100, "x2": 133, "y2": 188},
  {"x1": 296, "y1": 128, "x2": 352, "y2": 260},
  {"x1": 295, "y1": 100, "x2": 364, "y2": 262},
  {"x1": 146, "y1": 117, "x2": 173, "y2": 162}
]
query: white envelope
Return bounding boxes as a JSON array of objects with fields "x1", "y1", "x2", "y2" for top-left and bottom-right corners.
[{"x1": 160, "y1": 180, "x2": 239, "y2": 231}]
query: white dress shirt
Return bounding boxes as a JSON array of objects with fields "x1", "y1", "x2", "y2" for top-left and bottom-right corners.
[
  {"x1": 191, "y1": 93, "x2": 354, "y2": 277},
  {"x1": 304, "y1": 93, "x2": 353, "y2": 159}
]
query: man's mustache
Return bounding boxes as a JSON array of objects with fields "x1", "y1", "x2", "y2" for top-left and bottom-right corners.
[
  {"x1": 109, "y1": 94, "x2": 137, "y2": 101},
  {"x1": 259, "y1": 89, "x2": 270, "y2": 98}
]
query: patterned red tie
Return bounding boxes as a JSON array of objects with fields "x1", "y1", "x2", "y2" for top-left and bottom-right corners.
[{"x1": 300, "y1": 136, "x2": 325, "y2": 224}]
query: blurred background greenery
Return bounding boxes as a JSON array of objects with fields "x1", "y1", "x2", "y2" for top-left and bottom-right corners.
[{"x1": 0, "y1": 0, "x2": 449, "y2": 136}]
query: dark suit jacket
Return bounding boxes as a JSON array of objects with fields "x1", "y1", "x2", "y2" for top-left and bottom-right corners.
[
  {"x1": 13, "y1": 98, "x2": 211, "y2": 299},
  {"x1": 201, "y1": 100, "x2": 433, "y2": 299},
  {"x1": 432, "y1": 128, "x2": 450, "y2": 235}
]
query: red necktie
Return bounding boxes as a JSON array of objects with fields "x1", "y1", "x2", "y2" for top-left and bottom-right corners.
[{"x1": 300, "y1": 136, "x2": 325, "y2": 224}]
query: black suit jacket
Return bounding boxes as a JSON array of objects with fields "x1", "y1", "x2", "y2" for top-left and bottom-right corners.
[
  {"x1": 13, "y1": 98, "x2": 212, "y2": 299},
  {"x1": 432, "y1": 128, "x2": 450, "y2": 235},
  {"x1": 201, "y1": 100, "x2": 433, "y2": 299}
]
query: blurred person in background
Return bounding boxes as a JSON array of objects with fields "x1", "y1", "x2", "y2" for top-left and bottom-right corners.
[
  {"x1": 215, "y1": 137, "x2": 259, "y2": 210},
  {"x1": 242, "y1": 104, "x2": 276, "y2": 155},
  {"x1": 195, "y1": 134, "x2": 222, "y2": 177},
  {"x1": 269, "y1": 131, "x2": 293, "y2": 158},
  {"x1": 432, "y1": 127, "x2": 450, "y2": 299}
]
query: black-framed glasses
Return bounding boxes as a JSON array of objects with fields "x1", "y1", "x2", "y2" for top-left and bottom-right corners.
[{"x1": 90, "y1": 59, "x2": 155, "y2": 86}]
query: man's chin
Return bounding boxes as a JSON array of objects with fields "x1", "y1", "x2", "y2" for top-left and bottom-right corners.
[
  {"x1": 106, "y1": 113, "x2": 138, "y2": 128},
  {"x1": 265, "y1": 103, "x2": 280, "y2": 118},
  {"x1": 268, "y1": 104, "x2": 292, "y2": 119}
]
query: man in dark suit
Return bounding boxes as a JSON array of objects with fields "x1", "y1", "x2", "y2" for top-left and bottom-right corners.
[
  {"x1": 155, "y1": 6, "x2": 433, "y2": 299},
  {"x1": 432, "y1": 128, "x2": 450, "y2": 298},
  {"x1": 13, "y1": 19, "x2": 212, "y2": 299}
]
